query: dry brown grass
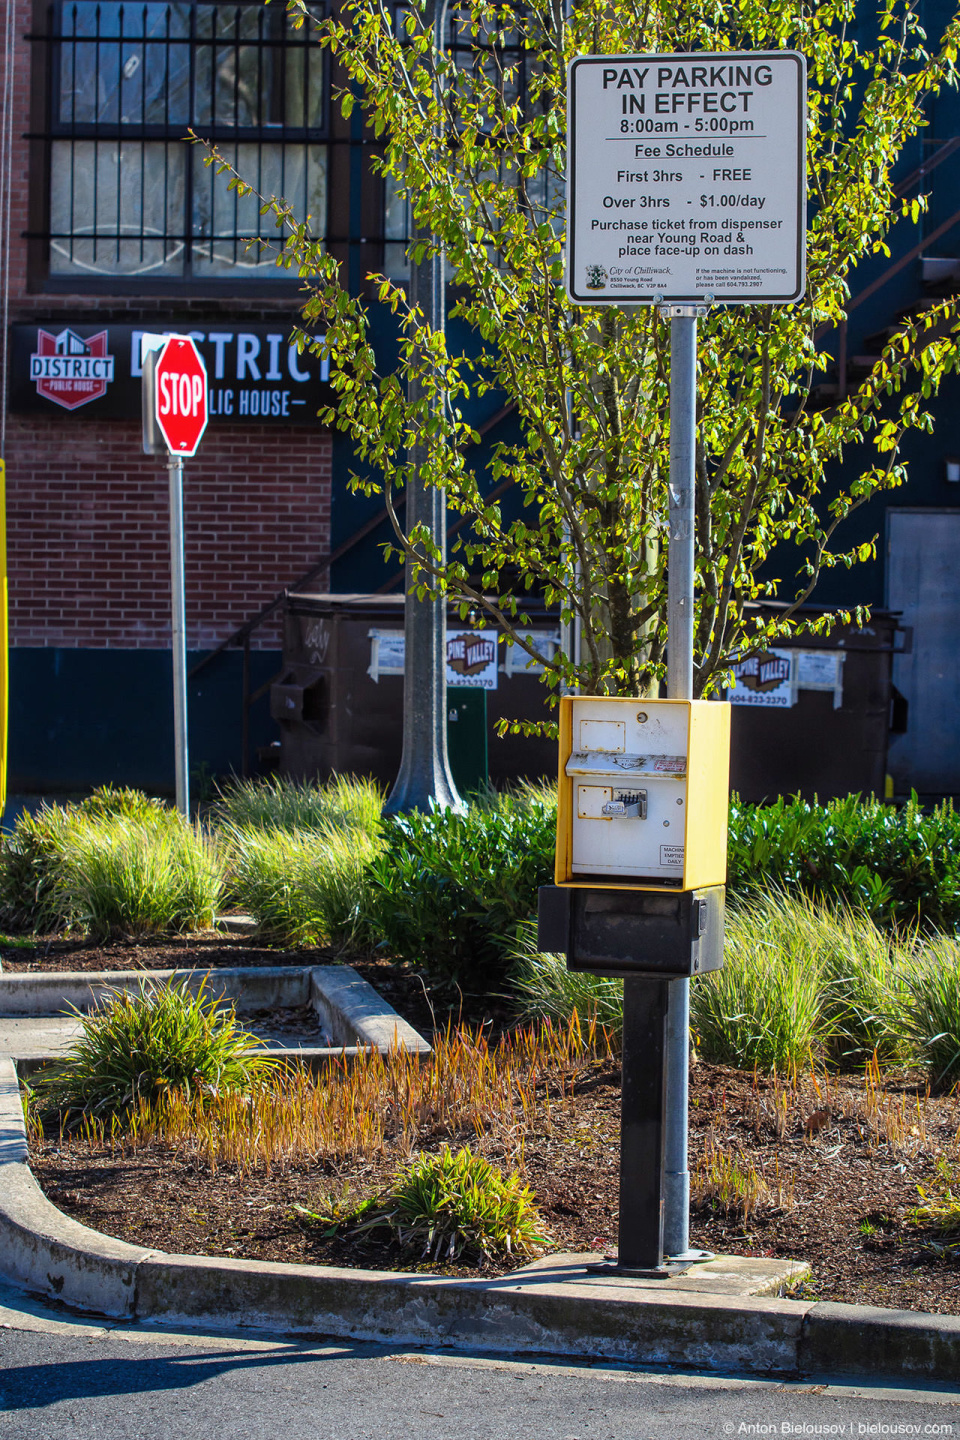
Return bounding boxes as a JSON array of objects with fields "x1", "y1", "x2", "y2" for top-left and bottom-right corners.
[
  {"x1": 694, "y1": 1140, "x2": 795, "y2": 1222},
  {"x1": 65, "y1": 1014, "x2": 616, "y2": 1176},
  {"x1": 860, "y1": 1052, "x2": 931, "y2": 1159}
]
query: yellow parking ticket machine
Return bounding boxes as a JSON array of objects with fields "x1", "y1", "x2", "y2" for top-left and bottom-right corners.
[{"x1": 538, "y1": 697, "x2": 731, "y2": 979}]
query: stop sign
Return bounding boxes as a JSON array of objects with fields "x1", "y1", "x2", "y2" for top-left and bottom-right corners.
[{"x1": 154, "y1": 335, "x2": 208, "y2": 457}]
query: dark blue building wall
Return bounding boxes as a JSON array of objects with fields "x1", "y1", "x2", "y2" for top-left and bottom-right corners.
[
  {"x1": 745, "y1": 0, "x2": 960, "y2": 614},
  {"x1": 8, "y1": 648, "x2": 280, "y2": 797}
]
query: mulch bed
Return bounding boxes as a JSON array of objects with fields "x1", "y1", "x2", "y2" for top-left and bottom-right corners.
[
  {"x1": 28, "y1": 1058, "x2": 960, "y2": 1314},
  {"x1": 0, "y1": 932, "x2": 331, "y2": 974}
]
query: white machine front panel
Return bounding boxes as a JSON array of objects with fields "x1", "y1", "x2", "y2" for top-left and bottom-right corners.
[{"x1": 568, "y1": 699, "x2": 687, "y2": 878}]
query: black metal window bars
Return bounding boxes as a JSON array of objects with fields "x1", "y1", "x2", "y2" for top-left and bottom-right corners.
[
  {"x1": 383, "y1": 3, "x2": 560, "y2": 277},
  {"x1": 37, "y1": 0, "x2": 328, "y2": 283}
]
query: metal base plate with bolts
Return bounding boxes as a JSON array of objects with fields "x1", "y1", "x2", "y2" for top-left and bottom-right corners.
[
  {"x1": 587, "y1": 1260, "x2": 689, "y2": 1280},
  {"x1": 586, "y1": 1248, "x2": 715, "y2": 1279}
]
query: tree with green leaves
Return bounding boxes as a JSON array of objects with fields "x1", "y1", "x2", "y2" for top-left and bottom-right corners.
[{"x1": 203, "y1": 0, "x2": 960, "y2": 706}]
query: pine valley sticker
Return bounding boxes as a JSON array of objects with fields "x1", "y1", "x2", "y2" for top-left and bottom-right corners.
[
  {"x1": 29, "y1": 327, "x2": 116, "y2": 411},
  {"x1": 730, "y1": 648, "x2": 795, "y2": 708},
  {"x1": 445, "y1": 630, "x2": 499, "y2": 690}
]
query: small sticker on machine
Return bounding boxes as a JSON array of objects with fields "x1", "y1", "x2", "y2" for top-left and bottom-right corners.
[{"x1": 660, "y1": 845, "x2": 685, "y2": 867}]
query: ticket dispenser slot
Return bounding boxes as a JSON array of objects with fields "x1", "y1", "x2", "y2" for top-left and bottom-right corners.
[{"x1": 555, "y1": 696, "x2": 730, "y2": 892}]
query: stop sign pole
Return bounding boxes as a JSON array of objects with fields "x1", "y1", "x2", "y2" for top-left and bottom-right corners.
[{"x1": 142, "y1": 334, "x2": 209, "y2": 817}]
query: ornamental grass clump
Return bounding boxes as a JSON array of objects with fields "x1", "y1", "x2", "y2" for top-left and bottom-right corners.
[
  {"x1": 508, "y1": 920, "x2": 623, "y2": 1039},
  {"x1": 315, "y1": 1146, "x2": 550, "y2": 1264},
  {"x1": 226, "y1": 825, "x2": 380, "y2": 951},
  {"x1": 0, "y1": 788, "x2": 220, "y2": 938},
  {"x1": 0, "y1": 803, "x2": 81, "y2": 931},
  {"x1": 900, "y1": 937, "x2": 960, "y2": 1090},
  {"x1": 692, "y1": 893, "x2": 825, "y2": 1071},
  {"x1": 694, "y1": 1142, "x2": 778, "y2": 1224},
  {"x1": 77, "y1": 786, "x2": 172, "y2": 824},
  {"x1": 40, "y1": 977, "x2": 275, "y2": 1119},
  {"x1": 213, "y1": 773, "x2": 383, "y2": 840},
  {"x1": 909, "y1": 1159, "x2": 960, "y2": 1242},
  {"x1": 54, "y1": 813, "x2": 223, "y2": 938},
  {"x1": 814, "y1": 905, "x2": 910, "y2": 1069},
  {"x1": 97, "y1": 1014, "x2": 611, "y2": 1173}
]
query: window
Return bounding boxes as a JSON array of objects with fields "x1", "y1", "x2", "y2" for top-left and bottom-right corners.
[
  {"x1": 383, "y1": 4, "x2": 560, "y2": 279},
  {"x1": 45, "y1": 1, "x2": 327, "y2": 283}
]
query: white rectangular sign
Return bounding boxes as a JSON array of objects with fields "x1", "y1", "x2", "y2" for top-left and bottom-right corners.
[
  {"x1": 566, "y1": 51, "x2": 806, "y2": 305},
  {"x1": 446, "y1": 630, "x2": 499, "y2": 690},
  {"x1": 729, "y1": 649, "x2": 795, "y2": 708}
]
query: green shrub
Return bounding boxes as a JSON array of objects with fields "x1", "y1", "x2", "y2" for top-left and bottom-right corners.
[
  {"x1": 814, "y1": 907, "x2": 910, "y2": 1068},
  {"x1": 728, "y1": 793, "x2": 960, "y2": 928},
  {"x1": 692, "y1": 893, "x2": 826, "y2": 1070},
  {"x1": 213, "y1": 773, "x2": 383, "y2": 839},
  {"x1": 0, "y1": 804, "x2": 80, "y2": 931},
  {"x1": 309, "y1": 1145, "x2": 549, "y2": 1263},
  {"x1": 508, "y1": 921, "x2": 623, "y2": 1038},
  {"x1": 368, "y1": 792, "x2": 556, "y2": 988},
  {"x1": 78, "y1": 785, "x2": 171, "y2": 824},
  {"x1": 901, "y1": 938, "x2": 960, "y2": 1089},
  {"x1": 227, "y1": 825, "x2": 380, "y2": 951},
  {"x1": 54, "y1": 815, "x2": 223, "y2": 938},
  {"x1": 40, "y1": 978, "x2": 274, "y2": 1118}
]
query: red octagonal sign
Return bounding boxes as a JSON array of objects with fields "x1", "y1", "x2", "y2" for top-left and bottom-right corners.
[{"x1": 154, "y1": 335, "x2": 209, "y2": 457}]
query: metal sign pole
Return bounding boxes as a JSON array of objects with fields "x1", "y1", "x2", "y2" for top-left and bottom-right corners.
[
  {"x1": 563, "y1": 45, "x2": 804, "y2": 1277},
  {"x1": 662, "y1": 303, "x2": 700, "y2": 1260},
  {"x1": 167, "y1": 452, "x2": 190, "y2": 818}
]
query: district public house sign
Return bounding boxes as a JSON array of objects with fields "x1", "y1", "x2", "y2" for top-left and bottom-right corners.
[
  {"x1": 566, "y1": 51, "x2": 806, "y2": 304},
  {"x1": 9, "y1": 323, "x2": 333, "y2": 424}
]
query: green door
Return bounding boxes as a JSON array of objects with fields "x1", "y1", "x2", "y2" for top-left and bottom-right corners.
[{"x1": 446, "y1": 687, "x2": 488, "y2": 797}]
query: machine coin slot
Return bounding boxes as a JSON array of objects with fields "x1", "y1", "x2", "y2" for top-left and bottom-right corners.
[{"x1": 601, "y1": 790, "x2": 648, "y2": 819}]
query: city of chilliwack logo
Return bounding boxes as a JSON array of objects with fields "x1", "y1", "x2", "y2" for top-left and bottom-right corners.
[{"x1": 29, "y1": 327, "x2": 115, "y2": 410}]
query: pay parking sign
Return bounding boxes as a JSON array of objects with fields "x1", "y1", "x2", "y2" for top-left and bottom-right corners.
[{"x1": 566, "y1": 51, "x2": 806, "y2": 305}]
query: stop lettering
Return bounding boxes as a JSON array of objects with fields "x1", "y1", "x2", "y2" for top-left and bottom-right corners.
[{"x1": 154, "y1": 335, "x2": 209, "y2": 457}]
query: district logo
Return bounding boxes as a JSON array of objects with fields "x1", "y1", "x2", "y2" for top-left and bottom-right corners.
[{"x1": 29, "y1": 328, "x2": 115, "y2": 410}]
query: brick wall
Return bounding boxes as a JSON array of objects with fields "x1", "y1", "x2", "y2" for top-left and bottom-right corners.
[
  {"x1": 6, "y1": 415, "x2": 331, "y2": 649},
  {"x1": 1, "y1": 0, "x2": 333, "y2": 654}
]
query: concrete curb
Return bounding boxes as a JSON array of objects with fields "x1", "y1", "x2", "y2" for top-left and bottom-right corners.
[
  {"x1": 0, "y1": 966, "x2": 310, "y2": 1016},
  {"x1": 131, "y1": 1252, "x2": 810, "y2": 1373},
  {"x1": 309, "y1": 966, "x2": 430, "y2": 1054},
  {"x1": 798, "y1": 1300, "x2": 960, "y2": 1383},
  {"x1": 0, "y1": 1058, "x2": 151, "y2": 1317},
  {"x1": 2, "y1": 1057, "x2": 959, "y2": 1380},
  {"x1": 0, "y1": 965, "x2": 430, "y2": 1055}
]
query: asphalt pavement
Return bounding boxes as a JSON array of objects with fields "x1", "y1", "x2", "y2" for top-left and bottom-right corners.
[{"x1": 0, "y1": 1282, "x2": 957, "y2": 1440}]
